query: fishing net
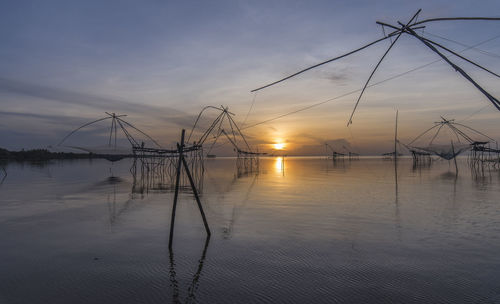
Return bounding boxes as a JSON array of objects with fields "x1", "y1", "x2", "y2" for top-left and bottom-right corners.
[
  {"x1": 65, "y1": 145, "x2": 132, "y2": 154},
  {"x1": 414, "y1": 143, "x2": 470, "y2": 160},
  {"x1": 407, "y1": 117, "x2": 496, "y2": 161},
  {"x1": 55, "y1": 112, "x2": 162, "y2": 162},
  {"x1": 64, "y1": 145, "x2": 133, "y2": 161}
]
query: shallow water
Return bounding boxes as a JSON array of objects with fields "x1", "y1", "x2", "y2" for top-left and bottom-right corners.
[{"x1": 1, "y1": 157, "x2": 500, "y2": 303}]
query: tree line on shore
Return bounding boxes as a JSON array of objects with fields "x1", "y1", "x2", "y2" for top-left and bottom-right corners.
[{"x1": 0, "y1": 147, "x2": 119, "y2": 161}]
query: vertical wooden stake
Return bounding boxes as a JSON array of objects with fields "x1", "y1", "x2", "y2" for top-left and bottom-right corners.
[
  {"x1": 168, "y1": 129, "x2": 210, "y2": 249},
  {"x1": 181, "y1": 156, "x2": 211, "y2": 236},
  {"x1": 394, "y1": 110, "x2": 398, "y2": 161},
  {"x1": 169, "y1": 129, "x2": 185, "y2": 249},
  {"x1": 451, "y1": 140, "x2": 459, "y2": 175}
]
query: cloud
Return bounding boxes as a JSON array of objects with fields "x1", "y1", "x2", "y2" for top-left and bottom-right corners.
[
  {"x1": 286, "y1": 133, "x2": 353, "y2": 155},
  {"x1": 0, "y1": 110, "x2": 83, "y2": 123},
  {"x1": 0, "y1": 77, "x2": 196, "y2": 129},
  {"x1": 0, "y1": 110, "x2": 161, "y2": 149},
  {"x1": 291, "y1": 132, "x2": 350, "y2": 145},
  {"x1": 320, "y1": 69, "x2": 350, "y2": 84}
]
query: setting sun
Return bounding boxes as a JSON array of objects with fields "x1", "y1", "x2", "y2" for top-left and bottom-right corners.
[{"x1": 273, "y1": 143, "x2": 285, "y2": 150}]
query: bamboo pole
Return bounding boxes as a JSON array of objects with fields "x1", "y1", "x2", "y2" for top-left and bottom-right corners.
[
  {"x1": 395, "y1": 110, "x2": 398, "y2": 161},
  {"x1": 347, "y1": 10, "x2": 421, "y2": 126},
  {"x1": 452, "y1": 140, "x2": 459, "y2": 174},
  {"x1": 251, "y1": 35, "x2": 397, "y2": 92},
  {"x1": 169, "y1": 129, "x2": 210, "y2": 249},
  {"x1": 181, "y1": 156, "x2": 211, "y2": 236},
  {"x1": 402, "y1": 26, "x2": 500, "y2": 110},
  {"x1": 168, "y1": 129, "x2": 185, "y2": 249}
]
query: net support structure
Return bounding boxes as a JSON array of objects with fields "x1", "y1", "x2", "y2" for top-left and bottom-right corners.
[{"x1": 169, "y1": 129, "x2": 211, "y2": 249}]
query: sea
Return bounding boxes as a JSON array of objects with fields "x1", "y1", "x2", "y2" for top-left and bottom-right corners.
[{"x1": 1, "y1": 157, "x2": 499, "y2": 303}]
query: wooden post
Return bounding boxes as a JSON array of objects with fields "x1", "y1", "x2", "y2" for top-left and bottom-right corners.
[
  {"x1": 451, "y1": 140, "x2": 459, "y2": 174},
  {"x1": 169, "y1": 129, "x2": 211, "y2": 249},
  {"x1": 181, "y1": 155, "x2": 211, "y2": 236},
  {"x1": 394, "y1": 110, "x2": 398, "y2": 161},
  {"x1": 169, "y1": 129, "x2": 185, "y2": 249}
]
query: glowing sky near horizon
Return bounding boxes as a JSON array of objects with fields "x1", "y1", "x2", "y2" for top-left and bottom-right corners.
[{"x1": 0, "y1": 0, "x2": 499, "y2": 155}]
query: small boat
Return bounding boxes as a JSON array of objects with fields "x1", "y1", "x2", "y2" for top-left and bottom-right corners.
[{"x1": 206, "y1": 154, "x2": 216, "y2": 158}]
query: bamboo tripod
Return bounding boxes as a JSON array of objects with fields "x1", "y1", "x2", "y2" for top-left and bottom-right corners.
[{"x1": 169, "y1": 129, "x2": 211, "y2": 249}]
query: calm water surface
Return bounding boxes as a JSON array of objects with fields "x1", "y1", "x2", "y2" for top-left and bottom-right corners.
[{"x1": 1, "y1": 157, "x2": 500, "y2": 303}]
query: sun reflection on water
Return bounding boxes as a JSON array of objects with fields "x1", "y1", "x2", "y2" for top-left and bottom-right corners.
[{"x1": 274, "y1": 157, "x2": 284, "y2": 174}]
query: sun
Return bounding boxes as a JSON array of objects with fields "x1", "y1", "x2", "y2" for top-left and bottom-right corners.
[{"x1": 273, "y1": 143, "x2": 285, "y2": 150}]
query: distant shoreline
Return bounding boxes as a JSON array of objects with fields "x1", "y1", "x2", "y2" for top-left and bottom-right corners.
[
  {"x1": 7, "y1": 147, "x2": 479, "y2": 161},
  {"x1": 0, "y1": 147, "x2": 133, "y2": 161}
]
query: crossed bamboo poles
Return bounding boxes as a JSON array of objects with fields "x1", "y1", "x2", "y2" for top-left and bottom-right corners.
[
  {"x1": 169, "y1": 129, "x2": 211, "y2": 249},
  {"x1": 187, "y1": 105, "x2": 260, "y2": 156},
  {"x1": 251, "y1": 10, "x2": 500, "y2": 125},
  {"x1": 57, "y1": 112, "x2": 162, "y2": 149},
  {"x1": 407, "y1": 116, "x2": 496, "y2": 152}
]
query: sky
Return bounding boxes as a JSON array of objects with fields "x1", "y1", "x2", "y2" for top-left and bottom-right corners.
[{"x1": 0, "y1": 0, "x2": 499, "y2": 155}]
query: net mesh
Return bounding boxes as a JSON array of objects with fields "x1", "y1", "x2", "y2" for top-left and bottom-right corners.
[{"x1": 414, "y1": 143, "x2": 470, "y2": 160}]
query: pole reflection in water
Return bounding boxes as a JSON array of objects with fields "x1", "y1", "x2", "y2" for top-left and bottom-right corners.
[
  {"x1": 393, "y1": 157, "x2": 402, "y2": 241},
  {"x1": 204, "y1": 158, "x2": 260, "y2": 240},
  {"x1": 236, "y1": 156, "x2": 260, "y2": 178},
  {"x1": 0, "y1": 162, "x2": 6, "y2": 186},
  {"x1": 169, "y1": 236, "x2": 210, "y2": 304},
  {"x1": 107, "y1": 184, "x2": 117, "y2": 225},
  {"x1": 222, "y1": 172, "x2": 258, "y2": 240},
  {"x1": 439, "y1": 170, "x2": 459, "y2": 200},
  {"x1": 106, "y1": 182, "x2": 136, "y2": 227},
  {"x1": 323, "y1": 156, "x2": 351, "y2": 174}
]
